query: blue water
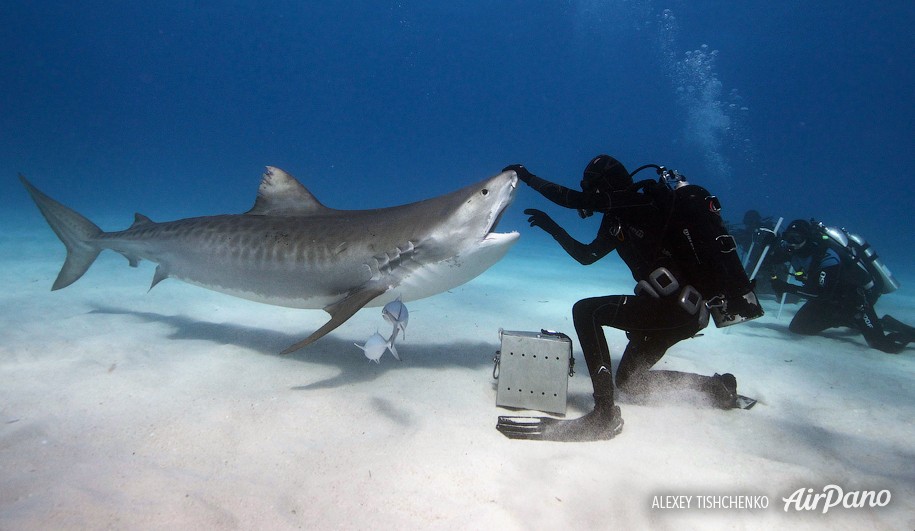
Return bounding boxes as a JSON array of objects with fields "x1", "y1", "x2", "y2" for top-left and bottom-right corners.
[
  {"x1": 2, "y1": 1, "x2": 913, "y2": 267},
  {"x1": 3, "y1": 5, "x2": 915, "y2": 527}
]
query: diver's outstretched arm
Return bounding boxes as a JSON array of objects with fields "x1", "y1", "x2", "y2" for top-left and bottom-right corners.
[
  {"x1": 524, "y1": 209, "x2": 615, "y2": 265},
  {"x1": 506, "y1": 164, "x2": 607, "y2": 211}
]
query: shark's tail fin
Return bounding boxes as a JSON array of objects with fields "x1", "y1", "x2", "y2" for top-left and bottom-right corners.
[{"x1": 20, "y1": 175, "x2": 103, "y2": 290}]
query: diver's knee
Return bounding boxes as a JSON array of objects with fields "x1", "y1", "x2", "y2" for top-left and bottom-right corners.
[
  {"x1": 787, "y1": 320, "x2": 818, "y2": 335},
  {"x1": 572, "y1": 298, "x2": 597, "y2": 320}
]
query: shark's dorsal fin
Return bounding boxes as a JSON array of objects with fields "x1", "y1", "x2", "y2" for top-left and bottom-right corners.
[
  {"x1": 129, "y1": 213, "x2": 155, "y2": 229},
  {"x1": 245, "y1": 166, "x2": 330, "y2": 216}
]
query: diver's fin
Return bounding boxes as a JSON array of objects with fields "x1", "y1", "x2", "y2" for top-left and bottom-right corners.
[
  {"x1": 882, "y1": 315, "x2": 915, "y2": 339},
  {"x1": 280, "y1": 286, "x2": 387, "y2": 355},
  {"x1": 735, "y1": 395, "x2": 757, "y2": 410},
  {"x1": 496, "y1": 406, "x2": 623, "y2": 442},
  {"x1": 497, "y1": 416, "x2": 563, "y2": 440}
]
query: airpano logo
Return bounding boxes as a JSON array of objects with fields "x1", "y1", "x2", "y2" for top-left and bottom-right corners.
[
  {"x1": 818, "y1": 271, "x2": 827, "y2": 287},
  {"x1": 782, "y1": 485, "x2": 891, "y2": 513}
]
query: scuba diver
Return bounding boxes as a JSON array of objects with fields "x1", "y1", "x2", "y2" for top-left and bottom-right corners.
[
  {"x1": 729, "y1": 209, "x2": 775, "y2": 262},
  {"x1": 767, "y1": 219, "x2": 913, "y2": 354},
  {"x1": 497, "y1": 155, "x2": 763, "y2": 442}
]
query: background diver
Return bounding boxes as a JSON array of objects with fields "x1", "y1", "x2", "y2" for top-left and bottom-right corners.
[
  {"x1": 497, "y1": 155, "x2": 762, "y2": 442},
  {"x1": 766, "y1": 219, "x2": 913, "y2": 354},
  {"x1": 727, "y1": 209, "x2": 776, "y2": 262}
]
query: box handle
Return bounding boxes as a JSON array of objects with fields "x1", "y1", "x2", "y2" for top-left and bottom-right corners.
[{"x1": 540, "y1": 329, "x2": 576, "y2": 377}]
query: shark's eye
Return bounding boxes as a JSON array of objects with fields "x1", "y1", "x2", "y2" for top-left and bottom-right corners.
[{"x1": 481, "y1": 188, "x2": 489, "y2": 196}]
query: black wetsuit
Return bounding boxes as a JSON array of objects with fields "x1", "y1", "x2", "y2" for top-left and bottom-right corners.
[
  {"x1": 776, "y1": 240, "x2": 909, "y2": 354},
  {"x1": 523, "y1": 174, "x2": 735, "y2": 407}
]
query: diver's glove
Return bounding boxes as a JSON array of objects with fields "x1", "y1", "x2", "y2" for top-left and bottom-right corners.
[
  {"x1": 770, "y1": 277, "x2": 789, "y2": 297},
  {"x1": 754, "y1": 227, "x2": 778, "y2": 246},
  {"x1": 502, "y1": 164, "x2": 534, "y2": 184},
  {"x1": 524, "y1": 208, "x2": 562, "y2": 236}
]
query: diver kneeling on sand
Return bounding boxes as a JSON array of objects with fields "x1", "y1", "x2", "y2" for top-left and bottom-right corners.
[
  {"x1": 764, "y1": 219, "x2": 913, "y2": 354},
  {"x1": 498, "y1": 156, "x2": 762, "y2": 442}
]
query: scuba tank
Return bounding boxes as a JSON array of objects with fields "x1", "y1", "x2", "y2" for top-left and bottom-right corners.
[
  {"x1": 817, "y1": 222, "x2": 899, "y2": 294},
  {"x1": 629, "y1": 165, "x2": 764, "y2": 328}
]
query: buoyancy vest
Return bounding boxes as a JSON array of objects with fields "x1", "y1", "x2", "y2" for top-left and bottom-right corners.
[
  {"x1": 817, "y1": 222, "x2": 899, "y2": 294},
  {"x1": 638, "y1": 173, "x2": 762, "y2": 328}
]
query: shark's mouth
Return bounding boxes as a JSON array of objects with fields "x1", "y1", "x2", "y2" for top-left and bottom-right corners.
[
  {"x1": 488, "y1": 207, "x2": 508, "y2": 236},
  {"x1": 483, "y1": 179, "x2": 519, "y2": 242}
]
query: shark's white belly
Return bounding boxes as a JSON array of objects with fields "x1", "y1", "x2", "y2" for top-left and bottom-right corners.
[
  {"x1": 374, "y1": 232, "x2": 519, "y2": 306},
  {"x1": 137, "y1": 230, "x2": 519, "y2": 310}
]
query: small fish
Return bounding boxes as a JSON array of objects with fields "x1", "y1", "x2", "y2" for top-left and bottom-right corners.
[
  {"x1": 382, "y1": 296, "x2": 409, "y2": 341},
  {"x1": 354, "y1": 331, "x2": 399, "y2": 363}
]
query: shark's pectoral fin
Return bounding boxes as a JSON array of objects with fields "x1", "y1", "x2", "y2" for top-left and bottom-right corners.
[
  {"x1": 148, "y1": 265, "x2": 169, "y2": 291},
  {"x1": 280, "y1": 285, "x2": 389, "y2": 355}
]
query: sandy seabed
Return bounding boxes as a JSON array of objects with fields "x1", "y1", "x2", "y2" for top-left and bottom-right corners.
[{"x1": 2, "y1": 226, "x2": 914, "y2": 530}]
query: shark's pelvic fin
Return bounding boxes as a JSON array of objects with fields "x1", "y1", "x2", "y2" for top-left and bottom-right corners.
[
  {"x1": 280, "y1": 285, "x2": 388, "y2": 354},
  {"x1": 149, "y1": 265, "x2": 169, "y2": 290},
  {"x1": 19, "y1": 175, "x2": 103, "y2": 290}
]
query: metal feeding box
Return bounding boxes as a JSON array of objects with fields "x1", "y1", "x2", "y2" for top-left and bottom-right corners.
[{"x1": 494, "y1": 329, "x2": 574, "y2": 415}]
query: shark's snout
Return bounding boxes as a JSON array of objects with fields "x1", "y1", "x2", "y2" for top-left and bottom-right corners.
[{"x1": 506, "y1": 171, "x2": 519, "y2": 189}]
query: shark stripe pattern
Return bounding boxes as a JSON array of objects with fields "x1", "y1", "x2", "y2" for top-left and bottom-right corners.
[{"x1": 20, "y1": 166, "x2": 519, "y2": 353}]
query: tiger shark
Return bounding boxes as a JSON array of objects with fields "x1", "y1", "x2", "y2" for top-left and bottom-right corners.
[{"x1": 20, "y1": 166, "x2": 519, "y2": 353}]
